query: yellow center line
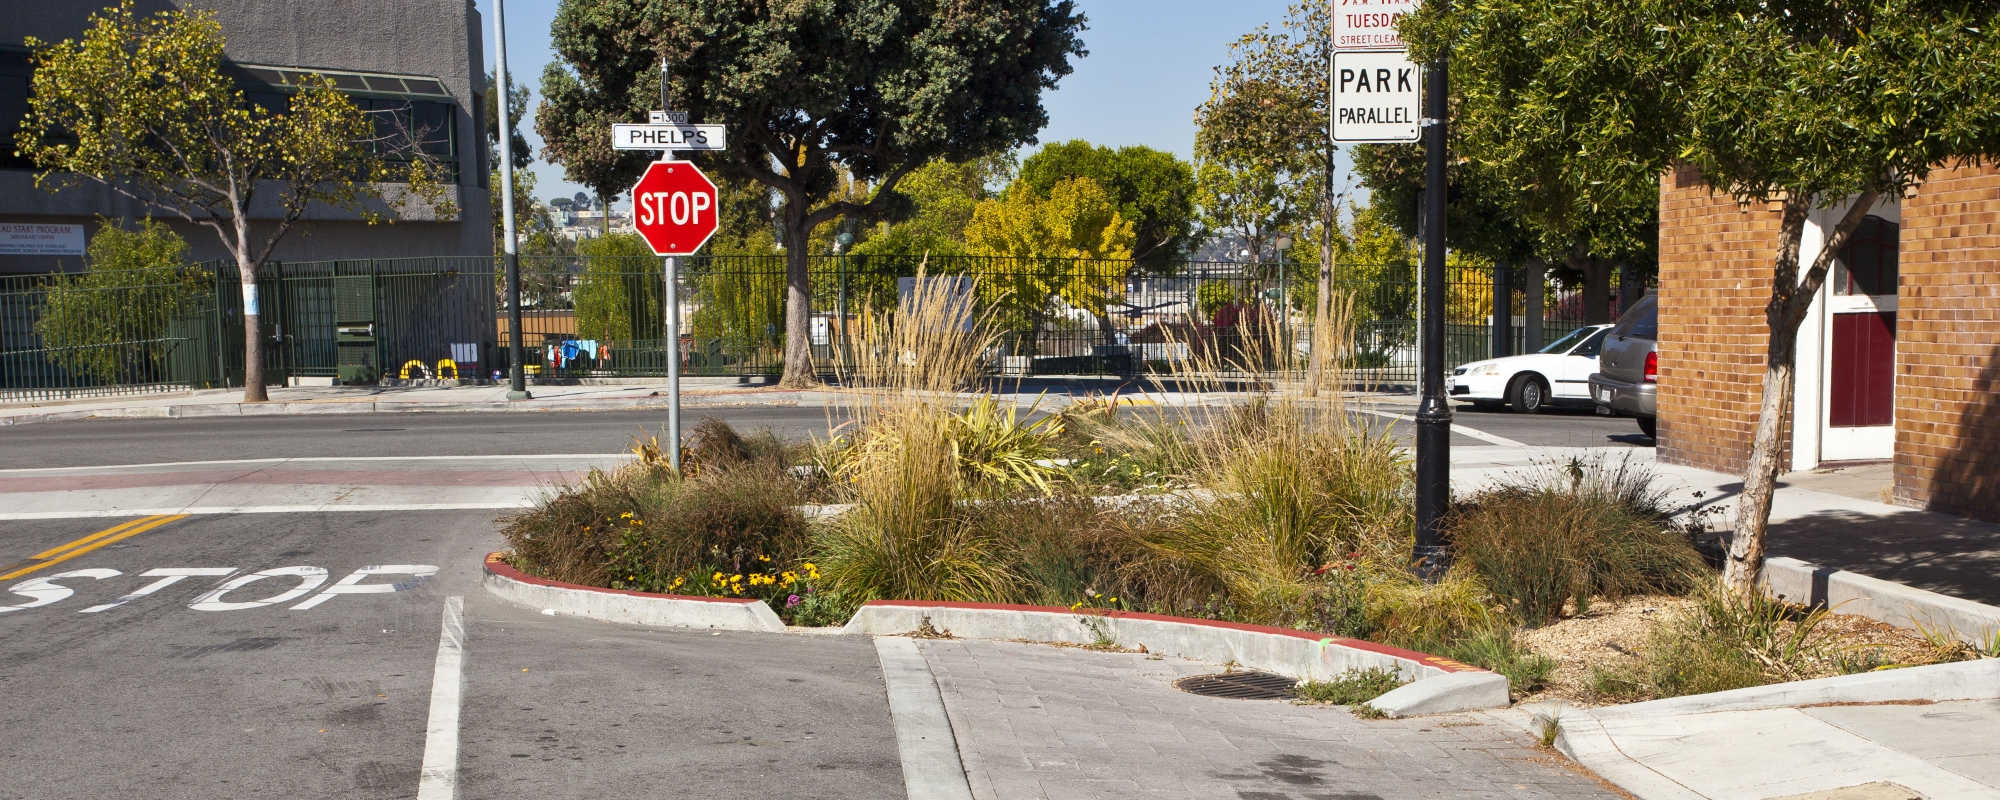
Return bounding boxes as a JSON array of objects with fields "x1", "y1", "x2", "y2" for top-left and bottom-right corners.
[
  {"x1": 0, "y1": 515, "x2": 189, "y2": 582},
  {"x1": 28, "y1": 515, "x2": 160, "y2": 560}
]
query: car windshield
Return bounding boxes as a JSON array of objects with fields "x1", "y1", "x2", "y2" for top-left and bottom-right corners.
[{"x1": 1537, "y1": 326, "x2": 1599, "y2": 354}]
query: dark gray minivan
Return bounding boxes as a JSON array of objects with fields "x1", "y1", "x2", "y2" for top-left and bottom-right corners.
[{"x1": 1589, "y1": 295, "x2": 1659, "y2": 438}]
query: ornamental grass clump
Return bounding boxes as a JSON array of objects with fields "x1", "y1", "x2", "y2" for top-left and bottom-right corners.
[
  {"x1": 499, "y1": 419, "x2": 812, "y2": 596},
  {"x1": 1448, "y1": 456, "x2": 1708, "y2": 626},
  {"x1": 811, "y1": 270, "x2": 1022, "y2": 605}
]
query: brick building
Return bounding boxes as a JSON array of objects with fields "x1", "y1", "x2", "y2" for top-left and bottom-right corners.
[{"x1": 1656, "y1": 163, "x2": 2000, "y2": 524}]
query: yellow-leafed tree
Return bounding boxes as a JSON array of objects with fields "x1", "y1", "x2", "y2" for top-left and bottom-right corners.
[{"x1": 963, "y1": 177, "x2": 1135, "y2": 355}]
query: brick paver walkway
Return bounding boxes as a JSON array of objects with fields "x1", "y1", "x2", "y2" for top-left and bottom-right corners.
[{"x1": 919, "y1": 639, "x2": 1620, "y2": 800}]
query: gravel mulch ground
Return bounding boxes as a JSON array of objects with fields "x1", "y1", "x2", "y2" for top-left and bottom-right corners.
[{"x1": 1509, "y1": 594, "x2": 1953, "y2": 707}]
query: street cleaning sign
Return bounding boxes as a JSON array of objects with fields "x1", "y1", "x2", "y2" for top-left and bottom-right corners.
[
  {"x1": 1333, "y1": 0, "x2": 1421, "y2": 50},
  {"x1": 612, "y1": 123, "x2": 727, "y2": 151},
  {"x1": 1331, "y1": 50, "x2": 1422, "y2": 143}
]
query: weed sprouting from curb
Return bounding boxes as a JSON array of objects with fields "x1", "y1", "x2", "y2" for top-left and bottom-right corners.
[
  {"x1": 1291, "y1": 666, "x2": 1408, "y2": 707},
  {"x1": 1536, "y1": 710, "x2": 1563, "y2": 748}
]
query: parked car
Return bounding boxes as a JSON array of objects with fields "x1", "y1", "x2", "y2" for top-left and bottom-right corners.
[
  {"x1": 1589, "y1": 295, "x2": 1659, "y2": 438},
  {"x1": 1447, "y1": 324, "x2": 1613, "y2": 414}
]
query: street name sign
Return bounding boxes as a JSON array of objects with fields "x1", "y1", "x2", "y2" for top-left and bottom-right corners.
[
  {"x1": 1331, "y1": 50, "x2": 1422, "y2": 143},
  {"x1": 612, "y1": 123, "x2": 726, "y2": 151},
  {"x1": 1333, "y1": 0, "x2": 1421, "y2": 50},
  {"x1": 630, "y1": 160, "x2": 720, "y2": 256}
]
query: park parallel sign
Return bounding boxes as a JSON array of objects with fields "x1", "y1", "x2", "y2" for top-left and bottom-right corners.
[
  {"x1": 1333, "y1": 0, "x2": 1421, "y2": 50},
  {"x1": 1332, "y1": 50, "x2": 1422, "y2": 143}
]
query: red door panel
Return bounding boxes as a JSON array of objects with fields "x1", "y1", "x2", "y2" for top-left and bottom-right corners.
[{"x1": 1829, "y1": 311, "x2": 1896, "y2": 427}]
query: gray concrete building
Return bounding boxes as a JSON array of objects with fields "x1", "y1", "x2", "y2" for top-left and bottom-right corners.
[{"x1": 0, "y1": 0, "x2": 493, "y2": 275}]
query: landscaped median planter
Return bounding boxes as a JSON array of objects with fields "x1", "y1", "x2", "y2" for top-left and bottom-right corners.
[
  {"x1": 482, "y1": 553, "x2": 787, "y2": 632},
  {"x1": 480, "y1": 552, "x2": 1510, "y2": 717}
]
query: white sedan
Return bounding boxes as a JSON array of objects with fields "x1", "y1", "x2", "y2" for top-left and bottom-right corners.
[{"x1": 1446, "y1": 324, "x2": 1612, "y2": 413}]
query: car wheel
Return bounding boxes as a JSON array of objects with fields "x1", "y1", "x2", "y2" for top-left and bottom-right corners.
[
  {"x1": 1508, "y1": 375, "x2": 1548, "y2": 414},
  {"x1": 1637, "y1": 416, "x2": 1657, "y2": 438}
]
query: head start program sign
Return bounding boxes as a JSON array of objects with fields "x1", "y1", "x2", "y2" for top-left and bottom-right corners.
[
  {"x1": 0, "y1": 222, "x2": 86, "y2": 256},
  {"x1": 1334, "y1": 0, "x2": 1422, "y2": 51}
]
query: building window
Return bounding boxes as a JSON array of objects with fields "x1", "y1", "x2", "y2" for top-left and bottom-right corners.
[{"x1": 1834, "y1": 215, "x2": 1899, "y2": 297}]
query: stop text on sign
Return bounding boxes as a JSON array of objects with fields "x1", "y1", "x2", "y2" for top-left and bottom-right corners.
[
  {"x1": 1332, "y1": 50, "x2": 1422, "y2": 143},
  {"x1": 636, "y1": 190, "x2": 712, "y2": 228},
  {"x1": 630, "y1": 160, "x2": 721, "y2": 256},
  {"x1": 1333, "y1": 0, "x2": 1422, "y2": 51}
]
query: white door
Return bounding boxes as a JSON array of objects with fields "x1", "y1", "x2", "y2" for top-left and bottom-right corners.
[
  {"x1": 1819, "y1": 215, "x2": 1898, "y2": 462},
  {"x1": 1556, "y1": 327, "x2": 1609, "y2": 398}
]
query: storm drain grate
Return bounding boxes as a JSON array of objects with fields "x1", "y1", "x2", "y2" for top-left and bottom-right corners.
[{"x1": 1174, "y1": 671, "x2": 1298, "y2": 700}]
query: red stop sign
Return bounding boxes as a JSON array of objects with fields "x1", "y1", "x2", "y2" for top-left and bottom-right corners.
[{"x1": 630, "y1": 160, "x2": 720, "y2": 256}]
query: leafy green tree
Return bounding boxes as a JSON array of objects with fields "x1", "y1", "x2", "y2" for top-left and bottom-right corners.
[
  {"x1": 536, "y1": 58, "x2": 650, "y2": 238},
  {"x1": 1020, "y1": 140, "x2": 1196, "y2": 264},
  {"x1": 35, "y1": 219, "x2": 205, "y2": 383},
  {"x1": 15, "y1": 1, "x2": 452, "y2": 401},
  {"x1": 542, "y1": 0, "x2": 1087, "y2": 388},
  {"x1": 573, "y1": 232, "x2": 660, "y2": 342},
  {"x1": 1194, "y1": 155, "x2": 1304, "y2": 266},
  {"x1": 963, "y1": 177, "x2": 1135, "y2": 354},
  {"x1": 1195, "y1": 0, "x2": 1354, "y2": 392},
  {"x1": 1405, "y1": 0, "x2": 2000, "y2": 596}
]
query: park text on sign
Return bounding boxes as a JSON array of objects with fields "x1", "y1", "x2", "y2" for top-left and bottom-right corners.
[
  {"x1": 611, "y1": 123, "x2": 727, "y2": 151},
  {"x1": 0, "y1": 222, "x2": 86, "y2": 256},
  {"x1": 630, "y1": 160, "x2": 721, "y2": 256},
  {"x1": 1333, "y1": 0, "x2": 1421, "y2": 50},
  {"x1": 1332, "y1": 50, "x2": 1422, "y2": 143}
]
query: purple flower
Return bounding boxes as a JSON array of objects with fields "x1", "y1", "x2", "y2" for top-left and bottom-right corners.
[{"x1": 786, "y1": 594, "x2": 801, "y2": 607}]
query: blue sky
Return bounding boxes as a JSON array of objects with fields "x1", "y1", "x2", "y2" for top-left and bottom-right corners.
[{"x1": 475, "y1": 0, "x2": 1300, "y2": 204}]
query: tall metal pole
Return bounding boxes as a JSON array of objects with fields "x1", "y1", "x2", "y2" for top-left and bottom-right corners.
[
  {"x1": 1412, "y1": 5, "x2": 1452, "y2": 579},
  {"x1": 496, "y1": 0, "x2": 529, "y2": 400},
  {"x1": 661, "y1": 56, "x2": 682, "y2": 473}
]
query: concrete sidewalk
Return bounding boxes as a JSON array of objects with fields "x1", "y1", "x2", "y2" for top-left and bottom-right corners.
[
  {"x1": 1451, "y1": 446, "x2": 2000, "y2": 607},
  {"x1": 1502, "y1": 660, "x2": 2000, "y2": 800}
]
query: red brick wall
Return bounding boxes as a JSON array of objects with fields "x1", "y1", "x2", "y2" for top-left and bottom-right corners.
[
  {"x1": 1894, "y1": 163, "x2": 2000, "y2": 523},
  {"x1": 1656, "y1": 164, "x2": 1788, "y2": 475}
]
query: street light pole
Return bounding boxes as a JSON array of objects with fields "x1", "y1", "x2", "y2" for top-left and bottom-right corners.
[
  {"x1": 1412, "y1": 0, "x2": 1452, "y2": 579},
  {"x1": 495, "y1": 0, "x2": 529, "y2": 400}
]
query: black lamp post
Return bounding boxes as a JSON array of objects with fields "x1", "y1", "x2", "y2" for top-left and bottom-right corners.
[{"x1": 1412, "y1": 1, "x2": 1453, "y2": 580}]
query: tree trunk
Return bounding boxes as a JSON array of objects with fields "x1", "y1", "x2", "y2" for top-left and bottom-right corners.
[
  {"x1": 1574, "y1": 256, "x2": 1614, "y2": 325},
  {"x1": 1523, "y1": 258, "x2": 1545, "y2": 352},
  {"x1": 599, "y1": 191, "x2": 610, "y2": 238},
  {"x1": 1720, "y1": 195, "x2": 1872, "y2": 598},
  {"x1": 238, "y1": 254, "x2": 268, "y2": 402},
  {"x1": 1304, "y1": 171, "x2": 1337, "y2": 398},
  {"x1": 777, "y1": 201, "x2": 817, "y2": 389}
]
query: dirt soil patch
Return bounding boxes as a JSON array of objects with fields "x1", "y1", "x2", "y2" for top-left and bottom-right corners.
[{"x1": 1511, "y1": 595, "x2": 1947, "y2": 707}]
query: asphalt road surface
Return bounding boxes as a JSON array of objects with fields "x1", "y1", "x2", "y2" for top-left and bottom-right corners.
[
  {"x1": 0, "y1": 511, "x2": 902, "y2": 800},
  {"x1": 0, "y1": 402, "x2": 1651, "y2": 798}
]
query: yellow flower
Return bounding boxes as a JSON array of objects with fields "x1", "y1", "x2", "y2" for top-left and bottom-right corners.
[
  {"x1": 620, "y1": 512, "x2": 633, "y2": 519},
  {"x1": 757, "y1": 554, "x2": 771, "y2": 562}
]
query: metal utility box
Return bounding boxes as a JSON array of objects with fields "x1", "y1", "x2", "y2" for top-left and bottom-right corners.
[{"x1": 334, "y1": 276, "x2": 379, "y2": 385}]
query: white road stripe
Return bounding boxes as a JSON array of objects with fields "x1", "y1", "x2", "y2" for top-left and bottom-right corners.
[
  {"x1": 417, "y1": 596, "x2": 467, "y2": 800},
  {"x1": 0, "y1": 504, "x2": 532, "y2": 520},
  {"x1": 1361, "y1": 409, "x2": 1528, "y2": 447},
  {"x1": 0, "y1": 454, "x2": 629, "y2": 475},
  {"x1": 874, "y1": 636, "x2": 975, "y2": 800}
]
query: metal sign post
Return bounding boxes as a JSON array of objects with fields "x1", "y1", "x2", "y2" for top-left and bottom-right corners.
[
  {"x1": 1331, "y1": 0, "x2": 1450, "y2": 578},
  {"x1": 494, "y1": 0, "x2": 529, "y2": 400},
  {"x1": 620, "y1": 61, "x2": 723, "y2": 473}
]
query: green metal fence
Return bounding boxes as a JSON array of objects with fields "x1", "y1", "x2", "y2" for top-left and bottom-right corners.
[{"x1": 0, "y1": 254, "x2": 1622, "y2": 400}]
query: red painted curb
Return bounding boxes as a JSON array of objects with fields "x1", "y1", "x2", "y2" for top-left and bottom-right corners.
[
  {"x1": 483, "y1": 552, "x2": 765, "y2": 606},
  {"x1": 860, "y1": 598, "x2": 1486, "y2": 673}
]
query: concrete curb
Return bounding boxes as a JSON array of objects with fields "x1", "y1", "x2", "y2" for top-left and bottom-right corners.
[
  {"x1": 479, "y1": 553, "x2": 1506, "y2": 716},
  {"x1": 874, "y1": 637, "x2": 976, "y2": 800},
  {"x1": 0, "y1": 393, "x2": 803, "y2": 426},
  {"x1": 840, "y1": 600, "x2": 1510, "y2": 717},
  {"x1": 1516, "y1": 706, "x2": 1710, "y2": 800},
  {"x1": 1590, "y1": 657, "x2": 2000, "y2": 719},
  {"x1": 1762, "y1": 556, "x2": 2000, "y2": 647},
  {"x1": 481, "y1": 554, "x2": 786, "y2": 632}
]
